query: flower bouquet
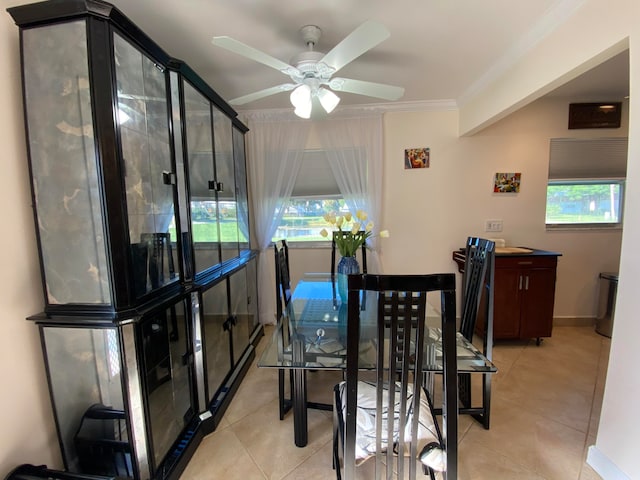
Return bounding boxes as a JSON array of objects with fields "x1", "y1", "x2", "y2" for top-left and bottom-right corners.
[
  {"x1": 320, "y1": 210, "x2": 388, "y2": 302},
  {"x1": 319, "y1": 210, "x2": 389, "y2": 257}
]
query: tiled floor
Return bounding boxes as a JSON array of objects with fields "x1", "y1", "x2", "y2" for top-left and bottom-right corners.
[{"x1": 180, "y1": 325, "x2": 609, "y2": 479}]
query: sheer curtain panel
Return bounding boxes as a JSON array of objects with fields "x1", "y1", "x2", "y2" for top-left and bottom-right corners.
[
  {"x1": 317, "y1": 113, "x2": 384, "y2": 272},
  {"x1": 245, "y1": 111, "x2": 310, "y2": 324}
]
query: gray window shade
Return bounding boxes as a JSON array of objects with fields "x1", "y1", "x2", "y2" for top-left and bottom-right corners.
[
  {"x1": 292, "y1": 150, "x2": 340, "y2": 197},
  {"x1": 549, "y1": 137, "x2": 628, "y2": 179}
]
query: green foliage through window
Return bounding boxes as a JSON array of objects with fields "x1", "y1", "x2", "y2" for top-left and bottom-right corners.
[
  {"x1": 273, "y1": 198, "x2": 346, "y2": 242},
  {"x1": 546, "y1": 181, "x2": 623, "y2": 226}
]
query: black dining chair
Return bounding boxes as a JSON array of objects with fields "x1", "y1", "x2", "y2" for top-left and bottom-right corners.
[
  {"x1": 275, "y1": 240, "x2": 333, "y2": 422},
  {"x1": 453, "y1": 236, "x2": 495, "y2": 429},
  {"x1": 274, "y1": 240, "x2": 293, "y2": 420},
  {"x1": 333, "y1": 273, "x2": 458, "y2": 480}
]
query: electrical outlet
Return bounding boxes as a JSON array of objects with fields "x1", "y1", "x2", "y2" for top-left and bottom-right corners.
[{"x1": 485, "y1": 219, "x2": 503, "y2": 232}]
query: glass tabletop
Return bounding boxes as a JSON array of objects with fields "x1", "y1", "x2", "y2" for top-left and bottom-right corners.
[{"x1": 258, "y1": 274, "x2": 497, "y2": 373}]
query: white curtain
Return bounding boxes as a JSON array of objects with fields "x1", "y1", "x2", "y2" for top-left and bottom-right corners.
[
  {"x1": 316, "y1": 113, "x2": 384, "y2": 272},
  {"x1": 245, "y1": 111, "x2": 311, "y2": 324}
]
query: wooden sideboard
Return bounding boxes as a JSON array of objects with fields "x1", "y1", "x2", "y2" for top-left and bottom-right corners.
[{"x1": 453, "y1": 247, "x2": 561, "y2": 344}]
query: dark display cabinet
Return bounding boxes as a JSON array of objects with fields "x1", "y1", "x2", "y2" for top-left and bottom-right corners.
[{"x1": 7, "y1": 1, "x2": 261, "y2": 479}]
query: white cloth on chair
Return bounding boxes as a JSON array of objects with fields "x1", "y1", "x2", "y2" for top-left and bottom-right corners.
[{"x1": 337, "y1": 380, "x2": 446, "y2": 471}]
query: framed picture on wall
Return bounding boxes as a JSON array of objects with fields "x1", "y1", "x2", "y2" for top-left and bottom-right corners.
[
  {"x1": 494, "y1": 172, "x2": 521, "y2": 193},
  {"x1": 405, "y1": 147, "x2": 430, "y2": 169}
]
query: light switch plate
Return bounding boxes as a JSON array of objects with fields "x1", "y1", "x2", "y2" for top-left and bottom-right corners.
[{"x1": 485, "y1": 219, "x2": 503, "y2": 232}]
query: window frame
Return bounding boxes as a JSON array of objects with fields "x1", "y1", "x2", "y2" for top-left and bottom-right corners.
[
  {"x1": 545, "y1": 178, "x2": 625, "y2": 230},
  {"x1": 272, "y1": 193, "x2": 346, "y2": 246}
]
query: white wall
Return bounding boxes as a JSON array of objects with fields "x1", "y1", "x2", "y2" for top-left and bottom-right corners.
[
  {"x1": 454, "y1": 0, "x2": 640, "y2": 476},
  {"x1": 591, "y1": 9, "x2": 640, "y2": 478},
  {"x1": 288, "y1": 97, "x2": 625, "y2": 321},
  {"x1": 0, "y1": 2, "x2": 62, "y2": 473}
]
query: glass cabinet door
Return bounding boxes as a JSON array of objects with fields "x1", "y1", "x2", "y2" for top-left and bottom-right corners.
[
  {"x1": 200, "y1": 280, "x2": 231, "y2": 402},
  {"x1": 140, "y1": 297, "x2": 196, "y2": 470},
  {"x1": 114, "y1": 32, "x2": 179, "y2": 299},
  {"x1": 229, "y1": 267, "x2": 250, "y2": 366},
  {"x1": 213, "y1": 107, "x2": 240, "y2": 262},
  {"x1": 42, "y1": 325, "x2": 127, "y2": 475},
  {"x1": 22, "y1": 20, "x2": 111, "y2": 305},
  {"x1": 233, "y1": 125, "x2": 250, "y2": 251},
  {"x1": 183, "y1": 82, "x2": 221, "y2": 273}
]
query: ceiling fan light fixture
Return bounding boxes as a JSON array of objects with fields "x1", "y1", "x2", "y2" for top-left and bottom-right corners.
[
  {"x1": 318, "y1": 87, "x2": 340, "y2": 113},
  {"x1": 290, "y1": 84, "x2": 313, "y2": 118},
  {"x1": 290, "y1": 84, "x2": 311, "y2": 108},
  {"x1": 294, "y1": 103, "x2": 312, "y2": 119}
]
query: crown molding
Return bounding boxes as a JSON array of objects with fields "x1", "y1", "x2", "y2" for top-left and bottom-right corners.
[{"x1": 237, "y1": 99, "x2": 458, "y2": 122}]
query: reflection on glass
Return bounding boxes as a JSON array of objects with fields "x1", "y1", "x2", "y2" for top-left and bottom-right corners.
[
  {"x1": 22, "y1": 21, "x2": 110, "y2": 304},
  {"x1": 213, "y1": 107, "x2": 239, "y2": 261},
  {"x1": 114, "y1": 33, "x2": 179, "y2": 297},
  {"x1": 42, "y1": 326, "x2": 126, "y2": 474},
  {"x1": 142, "y1": 298, "x2": 195, "y2": 468},
  {"x1": 201, "y1": 281, "x2": 231, "y2": 401},
  {"x1": 233, "y1": 125, "x2": 250, "y2": 249},
  {"x1": 183, "y1": 82, "x2": 221, "y2": 272},
  {"x1": 229, "y1": 267, "x2": 250, "y2": 365}
]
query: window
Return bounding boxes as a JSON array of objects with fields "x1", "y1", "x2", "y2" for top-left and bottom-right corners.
[
  {"x1": 546, "y1": 180, "x2": 624, "y2": 227},
  {"x1": 546, "y1": 137, "x2": 627, "y2": 229},
  {"x1": 272, "y1": 150, "x2": 343, "y2": 243}
]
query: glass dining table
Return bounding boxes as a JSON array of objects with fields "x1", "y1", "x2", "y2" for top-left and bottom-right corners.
[{"x1": 258, "y1": 273, "x2": 497, "y2": 447}]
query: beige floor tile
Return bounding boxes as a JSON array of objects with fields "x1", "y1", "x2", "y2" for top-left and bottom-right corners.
[
  {"x1": 223, "y1": 363, "x2": 280, "y2": 425},
  {"x1": 458, "y1": 442, "x2": 546, "y2": 480},
  {"x1": 178, "y1": 325, "x2": 607, "y2": 480},
  {"x1": 461, "y1": 396, "x2": 587, "y2": 479},
  {"x1": 230, "y1": 398, "x2": 333, "y2": 479},
  {"x1": 180, "y1": 427, "x2": 267, "y2": 479}
]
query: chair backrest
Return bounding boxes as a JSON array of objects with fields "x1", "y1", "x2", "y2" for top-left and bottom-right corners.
[
  {"x1": 459, "y1": 237, "x2": 495, "y2": 343},
  {"x1": 274, "y1": 239, "x2": 292, "y2": 320},
  {"x1": 330, "y1": 230, "x2": 368, "y2": 277},
  {"x1": 342, "y1": 273, "x2": 458, "y2": 480}
]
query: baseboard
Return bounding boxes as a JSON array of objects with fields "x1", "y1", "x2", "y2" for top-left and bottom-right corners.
[
  {"x1": 587, "y1": 445, "x2": 631, "y2": 480},
  {"x1": 553, "y1": 316, "x2": 595, "y2": 327}
]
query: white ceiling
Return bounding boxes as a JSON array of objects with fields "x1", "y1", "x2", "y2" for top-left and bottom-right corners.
[{"x1": 101, "y1": 0, "x2": 629, "y2": 112}]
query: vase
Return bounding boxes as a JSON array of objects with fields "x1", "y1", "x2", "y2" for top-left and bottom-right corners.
[{"x1": 337, "y1": 255, "x2": 360, "y2": 303}]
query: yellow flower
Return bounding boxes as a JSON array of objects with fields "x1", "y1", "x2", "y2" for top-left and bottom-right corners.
[
  {"x1": 379, "y1": 230, "x2": 390, "y2": 238},
  {"x1": 322, "y1": 209, "x2": 388, "y2": 257},
  {"x1": 324, "y1": 212, "x2": 336, "y2": 224}
]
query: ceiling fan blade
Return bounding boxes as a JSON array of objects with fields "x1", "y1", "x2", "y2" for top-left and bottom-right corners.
[
  {"x1": 320, "y1": 21, "x2": 390, "y2": 74},
  {"x1": 329, "y1": 78, "x2": 404, "y2": 101},
  {"x1": 229, "y1": 84, "x2": 297, "y2": 105},
  {"x1": 212, "y1": 36, "x2": 297, "y2": 74}
]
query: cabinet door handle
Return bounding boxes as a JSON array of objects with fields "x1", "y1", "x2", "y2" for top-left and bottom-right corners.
[
  {"x1": 519, "y1": 275, "x2": 523, "y2": 290},
  {"x1": 525, "y1": 276, "x2": 529, "y2": 290}
]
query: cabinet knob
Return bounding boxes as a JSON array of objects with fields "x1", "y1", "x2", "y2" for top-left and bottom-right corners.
[{"x1": 207, "y1": 180, "x2": 223, "y2": 192}]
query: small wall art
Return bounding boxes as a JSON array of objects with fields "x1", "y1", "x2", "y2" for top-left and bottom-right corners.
[
  {"x1": 494, "y1": 172, "x2": 521, "y2": 193},
  {"x1": 405, "y1": 147, "x2": 430, "y2": 169}
]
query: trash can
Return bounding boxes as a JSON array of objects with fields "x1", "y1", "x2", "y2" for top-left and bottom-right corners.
[{"x1": 595, "y1": 272, "x2": 618, "y2": 338}]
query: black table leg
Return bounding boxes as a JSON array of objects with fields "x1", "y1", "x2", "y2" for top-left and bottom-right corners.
[{"x1": 292, "y1": 334, "x2": 308, "y2": 447}]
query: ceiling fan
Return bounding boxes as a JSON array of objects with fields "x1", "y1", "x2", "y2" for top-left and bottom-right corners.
[{"x1": 212, "y1": 21, "x2": 405, "y2": 118}]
